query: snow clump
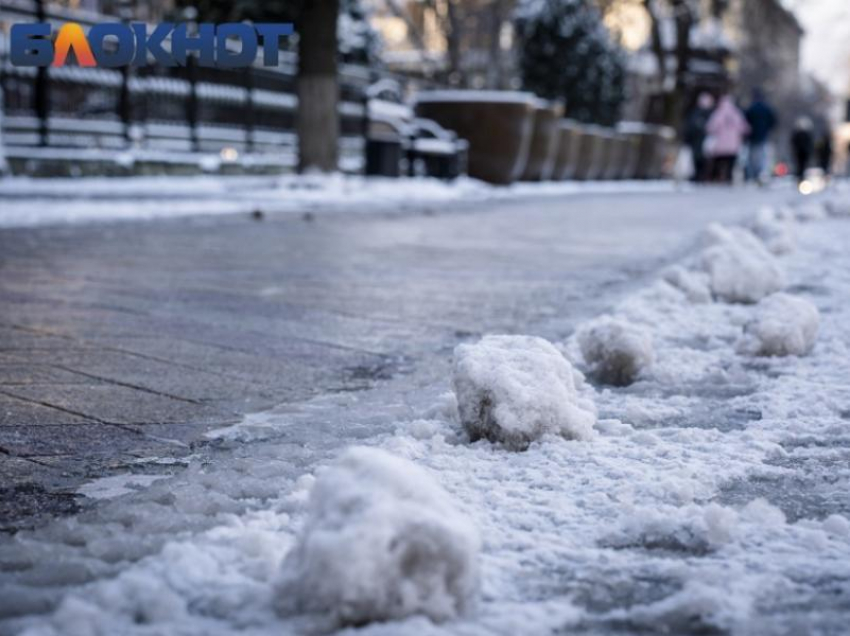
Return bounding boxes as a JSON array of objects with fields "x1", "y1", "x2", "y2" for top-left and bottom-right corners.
[
  {"x1": 699, "y1": 224, "x2": 785, "y2": 303},
  {"x1": 793, "y1": 201, "x2": 828, "y2": 222},
  {"x1": 452, "y1": 335, "x2": 596, "y2": 450},
  {"x1": 662, "y1": 265, "x2": 713, "y2": 303},
  {"x1": 825, "y1": 198, "x2": 850, "y2": 218},
  {"x1": 750, "y1": 206, "x2": 796, "y2": 255},
  {"x1": 274, "y1": 446, "x2": 480, "y2": 626},
  {"x1": 736, "y1": 293, "x2": 820, "y2": 357},
  {"x1": 577, "y1": 316, "x2": 655, "y2": 386}
]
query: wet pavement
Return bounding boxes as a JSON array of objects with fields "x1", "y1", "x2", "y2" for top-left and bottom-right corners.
[{"x1": 0, "y1": 186, "x2": 796, "y2": 530}]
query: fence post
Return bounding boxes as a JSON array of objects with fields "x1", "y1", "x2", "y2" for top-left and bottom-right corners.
[
  {"x1": 186, "y1": 56, "x2": 199, "y2": 153},
  {"x1": 118, "y1": 0, "x2": 133, "y2": 146},
  {"x1": 119, "y1": 67, "x2": 132, "y2": 145},
  {"x1": 34, "y1": 0, "x2": 49, "y2": 147},
  {"x1": 245, "y1": 67, "x2": 255, "y2": 153}
]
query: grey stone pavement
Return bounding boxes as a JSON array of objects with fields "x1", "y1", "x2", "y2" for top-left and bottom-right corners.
[{"x1": 0, "y1": 185, "x2": 795, "y2": 530}]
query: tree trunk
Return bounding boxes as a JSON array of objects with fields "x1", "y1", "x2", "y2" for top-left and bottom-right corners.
[
  {"x1": 486, "y1": 0, "x2": 506, "y2": 89},
  {"x1": 444, "y1": 0, "x2": 464, "y2": 85},
  {"x1": 643, "y1": 0, "x2": 667, "y2": 84},
  {"x1": 298, "y1": 0, "x2": 339, "y2": 173},
  {"x1": 670, "y1": 0, "x2": 694, "y2": 129}
]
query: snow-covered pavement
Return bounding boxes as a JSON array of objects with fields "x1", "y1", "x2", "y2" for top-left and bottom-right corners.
[
  {"x1": 0, "y1": 174, "x2": 679, "y2": 228},
  {"x1": 2, "y1": 185, "x2": 850, "y2": 635}
]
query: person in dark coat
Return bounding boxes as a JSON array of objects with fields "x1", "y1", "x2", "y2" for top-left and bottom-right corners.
[
  {"x1": 817, "y1": 126, "x2": 833, "y2": 177},
  {"x1": 744, "y1": 89, "x2": 777, "y2": 182},
  {"x1": 683, "y1": 92, "x2": 715, "y2": 182},
  {"x1": 791, "y1": 117, "x2": 814, "y2": 183}
]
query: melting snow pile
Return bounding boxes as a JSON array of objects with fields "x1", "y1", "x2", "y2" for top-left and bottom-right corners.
[
  {"x1": 661, "y1": 265, "x2": 713, "y2": 304},
  {"x1": 737, "y1": 293, "x2": 820, "y2": 357},
  {"x1": 577, "y1": 316, "x2": 654, "y2": 386},
  {"x1": 452, "y1": 335, "x2": 597, "y2": 450},
  {"x1": 275, "y1": 447, "x2": 480, "y2": 626},
  {"x1": 750, "y1": 206, "x2": 796, "y2": 255},
  {"x1": 699, "y1": 224, "x2": 785, "y2": 303}
]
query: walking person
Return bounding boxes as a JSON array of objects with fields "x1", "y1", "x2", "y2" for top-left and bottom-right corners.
[
  {"x1": 817, "y1": 125, "x2": 833, "y2": 178},
  {"x1": 0, "y1": 81, "x2": 6, "y2": 176},
  {"x1": 683, "y1": 92, "x2": 715, "y2": 182},
  {"x1": 791, "y1": 117, "x2": 814, "y2": 183},
  {"x1": 706, "y1": 94, "x2": 750, "y2": 184},
  {"x1": 744, "y1": 89, "x2": 777, "y2": 183}
]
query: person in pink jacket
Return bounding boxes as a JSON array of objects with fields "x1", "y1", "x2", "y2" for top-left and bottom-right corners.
[{"x1": 705, "y1": 94, "x2": 751, "y2": 183}]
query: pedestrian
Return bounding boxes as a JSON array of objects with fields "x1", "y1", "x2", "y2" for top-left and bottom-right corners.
[
  {"x1": 0, "y1": 81, "x2": 6, "y2": 177},
  {"x1": 706, "y1": 94, "x2": 750, "y2": 184},
  {"x1": 817, "y1": 125, "x2": 833, "y2": 177},
  {"x1": 744, "y1": 89, "x2": 777, "y2": 183},
  {"x1": 683, "y1": 92, "x2": 715, "y2": 182},
  {"x1": 790, "y1": 117, "x2": 814, "y2": 183}
]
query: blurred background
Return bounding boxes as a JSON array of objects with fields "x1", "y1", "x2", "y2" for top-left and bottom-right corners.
[{"x1": 0, "y1": 0, "x2": 847, "y2": 184}]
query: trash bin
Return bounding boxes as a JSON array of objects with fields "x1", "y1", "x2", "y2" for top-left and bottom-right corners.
[
  {"x1": 602, "y1": 133, "x2": 627, "y2": 181},
  {"x1": 587, "y1": 129, "x2": 615, "y2": 181},
  {"x1": 574, "y1": 126, "x2": 606, "y2": 181},
  {"x1": 521, "y1": 100, "x2": 563, "y2": 181},
  {"x1": 618, "y1": 134, "x2": 640, "y2": 180},
  {"x1": 552, "y1": 119, "x2": 581, "y2": 180},
  {"x1": 618, "y1": 122, "x2": 657, "y2": 180},
  {"x1": 415, "y1": 91, "x2": 536, "y2": 185},
  {"x1": 365, "y1": 135, "x2": 403, "y2": 177}
]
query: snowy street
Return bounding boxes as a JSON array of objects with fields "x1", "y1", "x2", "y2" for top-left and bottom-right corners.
[{"x1": 1, "y1": 182, "x2": 850, "y2": 635}]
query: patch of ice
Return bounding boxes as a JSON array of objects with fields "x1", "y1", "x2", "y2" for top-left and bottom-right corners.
[
  {"x1": 77, "y1": 474, "x2": 170, "y2": 500},
  {"x1": 452, "y1": 335, "x2": 597, "y2": 450},
  {"x1": 737, "y1": 293, "x2": 820, "y2": 357},
  {"x1": 274, "y1": 447, "x2": 480, "y2": 626}
]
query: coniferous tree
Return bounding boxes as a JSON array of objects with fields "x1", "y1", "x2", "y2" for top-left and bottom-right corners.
[{"x1": 515, "y1": 0, "x2": 626, "y2": 126}]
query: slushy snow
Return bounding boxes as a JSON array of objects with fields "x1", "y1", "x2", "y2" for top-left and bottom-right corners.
[
  {"x1": 737, "y1": 293, "x2": 820, "y2": 357},
  {"x1": 274, "y1": 447, "x2": 480, "y2": 626},
  {"x1": 699, "y1": 224, "x2": 785, "y2": 303},
  {"x1": 577, "y1": 316, "x2": 655, "y2": 386},
  {"x1": 5, "y1": 197, "x2": 850, "y2": 636},
  {"x1": 452, "y1": 335, "x2": 597, "y2": 450}
]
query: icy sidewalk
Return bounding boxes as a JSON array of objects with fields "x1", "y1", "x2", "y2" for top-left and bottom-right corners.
[
  {"x1": 3, "y1": 196, "x2": 850, "y2": 635},
  {"x1": 0, "y1": 173, "x2": 679, "y2": 228}
]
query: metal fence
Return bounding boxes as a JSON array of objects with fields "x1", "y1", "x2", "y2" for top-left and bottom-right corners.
[{"x1": 0, "y1": 0, "x2": 380, "y2": 172}]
